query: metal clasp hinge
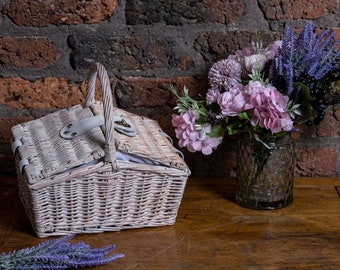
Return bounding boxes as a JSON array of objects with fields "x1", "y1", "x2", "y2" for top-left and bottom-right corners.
[{"x1": 60, "y1": 115, "x2": 136, "y2": 139}]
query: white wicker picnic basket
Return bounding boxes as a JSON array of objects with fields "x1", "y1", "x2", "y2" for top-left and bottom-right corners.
[{"x1": 11, "y1": 62, "x2": 191, "y2": 238}]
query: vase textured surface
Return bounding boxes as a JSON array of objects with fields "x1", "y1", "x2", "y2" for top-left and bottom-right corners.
[{"x1": 235, "y1": 134, "x2": 295, "y2": 210}]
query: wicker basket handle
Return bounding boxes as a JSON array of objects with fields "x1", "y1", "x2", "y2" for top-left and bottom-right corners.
[{"x1": 85, "y1": 62, "x2": 118, "y2": 170}]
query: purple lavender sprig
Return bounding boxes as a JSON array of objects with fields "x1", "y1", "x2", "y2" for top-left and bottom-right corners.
[
  {"x1": 272, "y1": 25, "x2": 296, "y2": 96},
  {"x1": 272, "y1": 23, "x2": 339, "y2": 92},
  {"x1": 0, "y1": 234, "x2": 124, "y2": 270},
  {"x1": 271, "y1": 22, "x2": 340, "y2": 125}
]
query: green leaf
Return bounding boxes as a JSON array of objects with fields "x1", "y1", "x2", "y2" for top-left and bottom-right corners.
[
  {"x1": 300, "y1": 102, "x2": 313, "y2": 120},
  {"x1": 294, "y1": 82, "x2": 312, "y2": 102},
  {"x1": 207, "y1": 125, "x2": 225, "y2": 138},
  {"x1": 226, "y1": 121, "x2": 246, "y2": 135},
  {"x1": 238, "y1": 112, "x2": 251, "y2": 121}
]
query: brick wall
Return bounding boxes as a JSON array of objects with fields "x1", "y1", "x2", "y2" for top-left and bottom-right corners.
[{"x1": 0, "y1": 0, "x2": 339, "y2": 177}]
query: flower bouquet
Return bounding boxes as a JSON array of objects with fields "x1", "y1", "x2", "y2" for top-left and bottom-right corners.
[{"x1": 171, "y1": 23, "x2": 339, "y2": 209}]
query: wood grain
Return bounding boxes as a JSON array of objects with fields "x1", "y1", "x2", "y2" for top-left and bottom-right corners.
[{"x1": 1, "y1": 176, "x2": 340, "y2": 269}]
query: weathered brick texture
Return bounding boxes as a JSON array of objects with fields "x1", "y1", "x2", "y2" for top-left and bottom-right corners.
[
  {"x1": 296, "y1": 148, "x2": 338, "y2": 177},
  {"x1": 68, "y1": 34, "x2": 192, "y2": 71},
  {"x1": 0, "y1": 77, "x2": 86, "y2": 109},
  {"x1": 125, "y1": 0, "x2": 246, "y2": 25},
  {"x1": 259, "y1": 0, "x2": 338, "y2": 20},
  {"x1": 2, "y1": 0, "x2": 119, "y2": 26},
  {"x1": 0, "y1": 37, "x2": 56, "y2": 68},
  {"x1": 115, "y1": 76, "x2": 207, "y2": 109},
  {"x1": 315, "y1": 109, "x2": 340, "y2": 137},
  {"x1": 194, "y1": 30, "x2": 281, "y2": 63}
]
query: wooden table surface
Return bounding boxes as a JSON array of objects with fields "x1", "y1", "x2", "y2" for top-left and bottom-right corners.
[{"x1": 1, "y1": 176, "x2": 340, "y2": 269}]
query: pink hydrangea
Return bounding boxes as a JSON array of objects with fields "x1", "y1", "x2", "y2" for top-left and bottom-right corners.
[
  {"x1": 172, "y1": 110, "x2": 222, "y2": 155},
  {"x1": 245, "y1": 81, "x2": 293, "y2": 133},
  {"x1": 172, "y1": 109, "x2": 198, "y2": 149},
  {"x1": 188, "y1": 124, "x2": 222, "y2": 155}
]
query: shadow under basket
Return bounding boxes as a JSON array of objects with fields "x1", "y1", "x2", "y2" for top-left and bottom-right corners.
[{"x1": 11, "y1": 63, "x2": 190, "y2": 237}]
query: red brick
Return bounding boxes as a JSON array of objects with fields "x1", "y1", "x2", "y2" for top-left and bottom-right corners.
[
  {"x1": 260, "y1": 0, "x2": 338, "y2": 20},
  {"x1": 115, "y1": 76, "x2": 208, "y2": 108},
  {"x1": 0, "y1": 37, "x2": 56, "y2": 68},
  {"x1": 125, "y1": 0, "x2": 245, "y2": 25},
  {"x1": 332, "y1": 28, "x2": 340, "y2": 41},
  {"x1": 2, "y1": 0, "x2": 119, "y2": 26},
  {"x1": 296, "y1": 148, "x2": 338, "y2": 177},
  {"x1": 335, "y1": 108, "x2": 340, "y2": 122},
  {"x1": 316, "y1": 109, "x2": 340, "y2": 137},
  {"x1": 315, "y1": 27, "x2": 340, "y2": 41},
  {"x1": 0, "y1": 77, "x2": 86, "y2": 109}
]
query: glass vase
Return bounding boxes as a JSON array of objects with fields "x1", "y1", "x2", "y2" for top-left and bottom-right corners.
[{"x1": 235, "y1": 134, "x2": 295, "y2": 210}]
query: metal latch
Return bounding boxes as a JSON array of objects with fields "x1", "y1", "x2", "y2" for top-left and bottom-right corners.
[{"x1": 60, "y1": 115, "x2": 136, "y2": 139}]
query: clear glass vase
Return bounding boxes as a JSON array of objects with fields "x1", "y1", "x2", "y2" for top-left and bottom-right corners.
[{"x1": 235, "y1": 134, "x2": 295, "y2": 210}]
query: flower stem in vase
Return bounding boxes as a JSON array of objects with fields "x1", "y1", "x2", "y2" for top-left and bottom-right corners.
[{"x1": 235, "y1": 135, "x2": 295, "y2": 210}]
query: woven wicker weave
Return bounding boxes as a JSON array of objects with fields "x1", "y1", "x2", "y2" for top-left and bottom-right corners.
[{"x1": 11, "y1": 62, "x2": 190, "y2": 237}]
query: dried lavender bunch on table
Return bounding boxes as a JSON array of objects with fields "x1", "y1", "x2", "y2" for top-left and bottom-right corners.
[{"x1": 0, "y1": 234, "x2": 124, "y2": 270}]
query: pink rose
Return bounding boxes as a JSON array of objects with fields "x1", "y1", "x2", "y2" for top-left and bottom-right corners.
[
  {"x1": 218, "y1": 84, "x2": 247, "y2": 116},
  {"x1": 230, "y1": 44, "x2": 254, "y2": 60},
  {"x1": 266, "y1": 40, "x2": 282, "y2": 60},
  {"x1": 243, "y1": 53, "x2": 267, "y2": 72}
]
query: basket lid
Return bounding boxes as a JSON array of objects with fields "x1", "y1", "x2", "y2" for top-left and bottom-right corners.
[
  {"x1": 91, "y1": 102, "x2": 188, "y2": 170},
  {"x1": 11, "y1": 104, "x2": 189, "y2": 184}
]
